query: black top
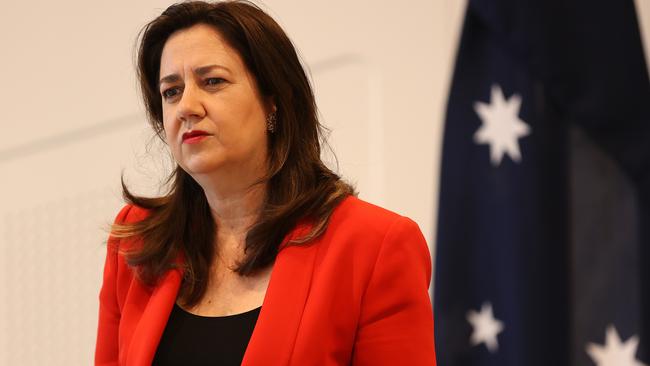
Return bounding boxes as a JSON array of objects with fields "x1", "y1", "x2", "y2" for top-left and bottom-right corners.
[{"x1": 152, "y1": 303, "x2": 261, "y2": 366}]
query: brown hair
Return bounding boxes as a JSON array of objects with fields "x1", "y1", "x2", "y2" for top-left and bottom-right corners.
[{"x1": 114, "y1": 0, "x2": 354, "y2": 308}]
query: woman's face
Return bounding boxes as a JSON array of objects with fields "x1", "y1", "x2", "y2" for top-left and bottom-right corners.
[{"x1": 159, "y1": 24, "x2": 272, "y2": 181}]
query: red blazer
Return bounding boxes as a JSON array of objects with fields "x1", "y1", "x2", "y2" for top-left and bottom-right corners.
[{"x1": 95, "y1": 196, "x2": 436, "y2": 365}]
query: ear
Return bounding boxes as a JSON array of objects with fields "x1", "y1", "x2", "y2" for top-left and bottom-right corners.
[{"x1": 265, "y1": 95, "x2": 277, "y2": 114}]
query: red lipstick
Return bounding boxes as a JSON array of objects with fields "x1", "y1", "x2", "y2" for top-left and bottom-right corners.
[{"x1": 182, "y1": 130, "x2": 210, "y2": 144}]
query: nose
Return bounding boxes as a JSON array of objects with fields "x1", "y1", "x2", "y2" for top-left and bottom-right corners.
[{"x1": 176, "y1": 84, "x2": 206, "y2": 125}]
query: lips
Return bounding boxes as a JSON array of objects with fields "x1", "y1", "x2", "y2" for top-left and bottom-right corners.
[{"x1": 182, "y1": 130, "x2": 210, "y2": 142}]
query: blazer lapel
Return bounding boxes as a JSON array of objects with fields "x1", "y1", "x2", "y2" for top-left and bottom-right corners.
[
  {"x1": 126, "y1": 267, "x2": 182, "y2": 366},
  {"x1": 242, "y1": 230, "x2": 319, "y2": 365},
  {"x1": 123, "y1": 227, "x2": 317, "y2": 366}
]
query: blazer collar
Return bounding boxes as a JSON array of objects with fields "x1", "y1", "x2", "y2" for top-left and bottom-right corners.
[
  {"x1": 242, "y1": 237, "x2": 318, "y2": 365},
  {"x1": 126, "y1": 223, "x2": 318, "y2": 366},
  {"x1": 126, "y1": 267, "x2": 183, "y2": 365}
]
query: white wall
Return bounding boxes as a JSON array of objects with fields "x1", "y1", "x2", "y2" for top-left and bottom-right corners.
[{"x1": 1, "y1": 1, "x2": 648, "y2": 364}]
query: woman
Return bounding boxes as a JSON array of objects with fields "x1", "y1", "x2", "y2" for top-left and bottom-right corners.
[{"x1": 95, "y1": 1, "x2": 436, "y2": 365}]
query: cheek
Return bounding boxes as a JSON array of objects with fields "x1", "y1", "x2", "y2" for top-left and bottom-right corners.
[
  {"x1": 161, "y1": 111, "x2": 177, "y2": 140},
  {"x1": 162, "y1": 123, "x2": 172, "y2": 145},
  {"x1": 161, "y1": 117, "x2": 181, "y2": 155},
  {"x1": 161, "y1": 104, "x2": 175, "y2": 129}
]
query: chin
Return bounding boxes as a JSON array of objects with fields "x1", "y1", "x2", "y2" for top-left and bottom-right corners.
[
  {"x1": 179, "y1": 158, "x2": 226, "y2": 176},
  {"x1": 182, "y1": 165, "x2": 222, "y2": 176}
]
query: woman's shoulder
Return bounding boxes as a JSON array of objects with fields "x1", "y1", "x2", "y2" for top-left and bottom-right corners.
[
  {"x1": 112, "y1": 203, "x2": 151, "y2": 225},
  {"x1": 332, "y1": 195, "x2": 417, "y2": 225},
  {"x1": 316, "y1": 195, "x2": 431, "y2": 285},
  {"x1": 328, "y1": 195, "x2": 424, "y2": 241},
  {"x1": 106, "y1": 203, "x2": 153, "y2": 255}
]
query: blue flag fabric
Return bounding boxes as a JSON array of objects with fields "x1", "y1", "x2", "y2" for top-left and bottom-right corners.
[{"x1": 434, "y1": 1, "x2": 650, "y2": 365}]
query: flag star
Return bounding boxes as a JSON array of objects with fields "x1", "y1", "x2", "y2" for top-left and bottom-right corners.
[
  {"x1": 467, "y1": 302, "x2": 504, "y2": 353},
  {"x1": 473, "y1": 84, "x2": 531, "y2": 166},
  {"x1": 586, "y1": 325, "x2": 647, "y2": 366}
]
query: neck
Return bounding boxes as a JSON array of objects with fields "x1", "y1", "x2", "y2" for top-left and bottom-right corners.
[
  {"x1": 206, "y1": 183, "x2": 265, "y2": 268},
  {"x1": 204, "y1": 182, "x2": 266, "y2": 236},
  {"x1": 188, "y1": 161, "x2": 268, "y2": 263}
]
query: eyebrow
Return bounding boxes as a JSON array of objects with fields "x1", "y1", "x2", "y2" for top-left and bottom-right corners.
[{"x1": 158, "y1": 64, "x2": 231, "y2": 86}]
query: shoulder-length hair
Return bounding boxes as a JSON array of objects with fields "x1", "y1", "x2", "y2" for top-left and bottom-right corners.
[{"x1": 114, "y1": 0, "x2": 354, "y2": 308}]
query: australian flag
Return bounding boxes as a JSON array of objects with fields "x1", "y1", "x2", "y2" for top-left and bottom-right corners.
[{"x1": 433, "y1": 1, "x2": 650, "y2": 365}]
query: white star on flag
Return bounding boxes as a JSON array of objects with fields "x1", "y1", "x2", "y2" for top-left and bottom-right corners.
[
  {"x1": 467, "y1": 302, "x2": 504, "y2": 353},
  {"x1": 586, "y1": 325, "x2": 647, "y2": 366},
  {"x1": 473, "y1": 84, "x2": 531, "y2": 166}
]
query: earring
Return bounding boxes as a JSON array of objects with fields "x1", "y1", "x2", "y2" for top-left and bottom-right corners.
[{"x1": 266, "y1": 111, "x2": 277, "y2": 133}]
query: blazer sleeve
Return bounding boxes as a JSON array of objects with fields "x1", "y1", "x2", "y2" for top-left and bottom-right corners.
[
  {"x1": 95, "y1": 205, "x2": 133, "y2": 366},
  {"x1": 352, "y1": 216, "x2": 436, "y2": 365}
]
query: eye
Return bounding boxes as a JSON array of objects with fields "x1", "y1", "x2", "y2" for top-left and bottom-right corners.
[
  {"x1": 205, "y1": 77, "x2": 225, "y2": 86},
  {"x1": 161, "y1": 87, "x2": 181, "y2": 100}
]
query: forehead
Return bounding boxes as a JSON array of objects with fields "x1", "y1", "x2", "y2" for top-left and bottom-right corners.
[{"x1": 159, "y1": 23, "x2": 245, "y2": 77}]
